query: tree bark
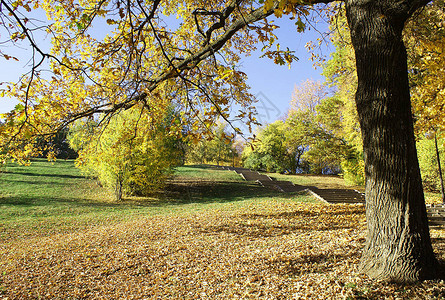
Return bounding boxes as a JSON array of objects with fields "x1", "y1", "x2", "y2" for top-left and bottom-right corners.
[
  {"x1": 434, "y1": 133, "x2": 445, "y2": 202},
  {"x1": 345, "y1": 0, "x2": 438, "y2": 282},
  {"x1": 115, "y1": 174, "x2": 123, "y2": 201}
]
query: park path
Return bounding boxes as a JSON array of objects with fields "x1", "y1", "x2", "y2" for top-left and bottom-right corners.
[
  {"x1": 214, "y1": 165, "x2": 445, "y2": 227},
  {"x1": 216, "y1": 166, "x2": 365, "y2": 204}
]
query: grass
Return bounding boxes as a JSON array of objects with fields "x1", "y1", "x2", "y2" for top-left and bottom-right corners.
[
  {"x1": 0, "y1": 159, "x2": 138, "y2": 241},
  {"x1": 0, "y1": 159, "x2": 315, "y2": 242},
  {"x1": 0, "y1": 160, "x2": 444, "y2": 299},
  {"x1": 265, "y1": 171, "x2": 444, "y2": 204},
  {"x1": 173, "y1": 164, "x2": 242, "y2": 181},
  {"x1": 264, "y1": 171, "x2": 364, "y2": 191}
]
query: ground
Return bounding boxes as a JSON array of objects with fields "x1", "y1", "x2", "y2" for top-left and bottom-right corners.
[{"x1": 0, "y1": 161, "x2": 444, "y2": 299}]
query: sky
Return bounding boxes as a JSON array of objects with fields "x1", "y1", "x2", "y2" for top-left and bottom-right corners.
[
  {"x1": 239, "y1": 16, "x2": 332, "y2": 127},
  {"x1": 0, "y1": 12, "x2": 333, "y2": 125}
]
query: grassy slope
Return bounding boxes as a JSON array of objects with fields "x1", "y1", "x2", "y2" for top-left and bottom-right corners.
[
  {"x1": 266, "y1": 171, "x2": 444, "y2": 204},
  {"x1": 0, "y1": 160, "x2": 315, "y2": 242},
  {"x1": 0, "y1": 161, "x2": 444, "y2": 299},
  {"x1": 1, "y1": 159, "x2": 145, "y2": 241},
  {"x1": 266, "y1": 172, "x2": 361, "y2": 190}
]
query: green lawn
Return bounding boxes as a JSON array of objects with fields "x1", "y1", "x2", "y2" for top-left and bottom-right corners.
[
  {"x1": 264, "y1": 170, "x2": 443, "y2": 204},
  {"x1": 173, "y1": 164, "x2": 242, "y2": 181},
  {"x1": 1, "y1": 160, "x2": 444, "y2": 299},
  {"x1": 265, "y1": 171, "x2": 359, "y2": 190},
  {"x1": 0, "y1": 160, "x2": 315, "y2": 242}
]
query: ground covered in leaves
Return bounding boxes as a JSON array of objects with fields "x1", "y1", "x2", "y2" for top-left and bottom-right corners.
[
  {"x1": 1, "y1": 201, "x2": 444, "y2": 299},
  {"x1": 1, "y1": 162, "x2": 445, "y2": 299}
]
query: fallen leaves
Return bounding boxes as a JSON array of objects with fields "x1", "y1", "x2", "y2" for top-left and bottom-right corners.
[{"x1": 0, "y1": 201, "x2": 444, "y2": 299}]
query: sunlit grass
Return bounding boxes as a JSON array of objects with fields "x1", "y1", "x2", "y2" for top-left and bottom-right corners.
[
  {"x1": 174, "y1": 165, "x2": 242, "y2": 182},
  {"x1": 0, "y1": 160, "x2": 315, "y2": 242},
  {"x1": 265, "y1": 171, "x2": 362, "y2": 190},
  {"x1": 0, "y1": 161, "x2": 444, "y2": 299}
]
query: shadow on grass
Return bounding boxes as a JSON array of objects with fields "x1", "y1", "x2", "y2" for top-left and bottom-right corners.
[
  {"x1": 0, "y1": 160, "x2": 309, "y2": 224},
  {"x1": 0, "y1": 178, "x2": 69, "y2": 186},
  {"x1": 178, "y1": 164, "x2": 219, "y2": 170},
  {"x1": 2, "y1": 171, "x2": 85, "y2": 179},
  {"x1": 199, "y1": 221, "x2": 357, "y2": 238},
  {"x1": 243, "y1": 206, "x2": 365, "y2": 220},
  {"x1": 0, "y1": 176, "x2": 289, "y2": 211},
  {"x1": 160, "y1": 180, "x2": 288, "y2": 204},
  {"x1": 267, "y1": 251, "x2": 362, "y2": 276}
]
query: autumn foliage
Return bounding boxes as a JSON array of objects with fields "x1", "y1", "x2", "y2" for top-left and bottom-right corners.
[{"x1": 69, "y1": 105, "x2": 184, "y2": 200}]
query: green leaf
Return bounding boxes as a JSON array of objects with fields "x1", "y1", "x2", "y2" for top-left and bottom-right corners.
[{"x1": 295, "y1": 17, "x2": 306, "y2": 33}]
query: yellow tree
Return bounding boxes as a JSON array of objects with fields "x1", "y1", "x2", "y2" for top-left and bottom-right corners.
[
  {"x1": 0, "y1": 0, "x2": 440, "y2": 282},
  {"x1": 289, "y1": 79, "x2": 327, "y2": 114},
  {"x1": 406, "y1": 0, "x2": 445, "y2": 133},
  {"x1": 69, "y1": 104, "x2": 184, "y2": 200},
  {"x1": 405, "y1": 0, "x2": 445, "y2": 201},
  {"x1": 322, "y1": 8, "x2": 364, "y2": 184},
  {"x1": 286, "y1": 79, "x2": 348, "y2": 174}
]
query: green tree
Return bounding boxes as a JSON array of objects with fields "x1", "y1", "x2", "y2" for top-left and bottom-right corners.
[
  {"x1": 322, "y1": 10, "x2": 363, "y2": 184},
  {"x1": 286, "y1": 80, "x2": 349, "y2": 174},
  {"x1": 243, "y1": 120, "x2": 303, "y2": 173},
  {"x1": 243, "y1": 121, "x2": 285, "y2": 173}
]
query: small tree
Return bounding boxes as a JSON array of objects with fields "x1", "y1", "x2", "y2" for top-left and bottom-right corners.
[
  {"x1": 285, "y1": 81, "x2": 350, "y2": 175},
  {"x1": 69, "y1": 105, "x2": 184, "y2": 200},
  {"x1": 417, "y1": 132, "x2": 445, "y2": 197},
  {"x1": 242, "y1": 121, "x2": 293, "y2": 173}
]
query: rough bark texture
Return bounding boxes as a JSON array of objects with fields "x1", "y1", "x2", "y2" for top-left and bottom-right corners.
[
  {"x1": 345, "y1": 0, "x2": 438, "y2": 282},
  {"x1": 434, "y1": 134, "x2": 445, "y2": 202}
]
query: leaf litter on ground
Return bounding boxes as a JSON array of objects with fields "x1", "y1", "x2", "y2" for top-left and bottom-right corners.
[{"x1": 1, "y1": 199, "x2": 444, "y2": 299}]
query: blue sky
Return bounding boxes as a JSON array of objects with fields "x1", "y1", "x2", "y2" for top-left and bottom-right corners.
[
  {"x1": 240, "y1": 16, "x2": 332, "y2": 126},
  {"x1": 0, "y1": 13, "x2": 332, "y2": 121}
]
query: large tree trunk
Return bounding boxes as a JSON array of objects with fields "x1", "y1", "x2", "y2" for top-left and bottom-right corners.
[{"x1": 345, "y1": 0, "x2": 438, "y2": 282}]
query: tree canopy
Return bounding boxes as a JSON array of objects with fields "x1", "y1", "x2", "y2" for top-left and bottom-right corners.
[{"x1": 0, "y1": 0, "x2": 314, "y2": 160}]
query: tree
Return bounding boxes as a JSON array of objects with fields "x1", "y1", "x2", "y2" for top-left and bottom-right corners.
[
  {"x1": 36, "y1": 127, "x2": 78, "y2": 160},
  {"x1": 405, "y1": 0, "x2": 445, "y2": 135},
  {"x1": 404, "y1": 0, "x2": 445, "y2": 202},
  {"x1": 322, "y1": 10, "x2": 364, "y2": 184},
  {"x1": 205, "y1": 123, "x2": 237, "y2": 166},
  {"x1": 242, "y1": 120, "x2": 291, "y2": 173},
  {"x1": 345, "y1": 0, "x2": 437, "y2": 281},
  {"x1": 289, "y1": 79, "x2": 327, "y2": 114},
  {"x1": 69, "y1": 105, "x2": 184, "y2": 200},
  {"x1": 0, "y1": 0, "x2": 440, "y2": 282},
  {"x1": 286, "y1": 79, "x2": 349, "y2": 175},
  {"x1": 186, "y1": 123, "x2": 237, "y2": 166},
  {"x1": 416, "y1": 133, "x2": 445, "y2": 196},
  {"x1": 282, "y1": 117, "x2": 308, "y2": 174}
]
